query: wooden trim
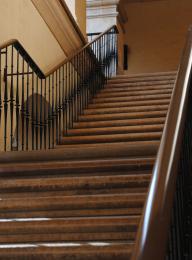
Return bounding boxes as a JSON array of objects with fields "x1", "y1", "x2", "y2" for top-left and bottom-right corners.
[
  {"x1": 31, "y1": 0, "x2": 86, "y2": 56},
  {"x1": 58, "y1": 0, "x2": 86, "y2": 45}
]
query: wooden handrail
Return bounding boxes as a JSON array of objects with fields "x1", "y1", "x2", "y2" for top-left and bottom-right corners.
[
  {"x1": 0, "y1": 25, "x2": 118, "y2": 79},
  {"x1": 131, "y1": 26, "x2": 192, "y2": 260}
]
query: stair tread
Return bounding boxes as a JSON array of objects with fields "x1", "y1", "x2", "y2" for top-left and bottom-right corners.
[
  {"x1": 0, "y1": 193, "x2": 146, "y2": 212},
  {"x1": 105, "y1": 80, "x2": 175, "y2": 87},
  {"x1": 84, "y1": 105, "x2": 168, "y2": 115},
  {"x1": 102, "y1": 84, "x2": 173, "y2": 92},
  {"x1": 68, "y1": 124, "x2": 164, "y2": 135},
  {"x1": 79, "y1": 110, "x2": 167, "y2": 122},
  {"x1": 61, "y1": 132, "x2": 162, "y2": 145},
  {"x1": 74, "y1": 118, "x2": 165, "y2": 128},
  {"x1": 95, "y1": 88, "x2": 172, "y2": 98},
  {"x1": 92, "y1": 93, "x2": 171, "y2": 103},
  {"x1": 0, "y1": 242, "x2": 133, "y2": 260},
  {"x1": 88, "y1": 99, "x2": 170, "y2": 108}
]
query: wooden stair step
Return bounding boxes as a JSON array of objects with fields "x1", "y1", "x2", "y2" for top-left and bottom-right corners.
[
  {"x1": 0, "y1": 174, "x2": 151, "y2": 194},
  {"x1": 74, "y1": 117, "x2": 165, "y2": 128},
  {"x1": 84, "y1": 105, "x2": 168, "y2": 115},
  {"x1": 105, "y1": 80, "x2": 175, "y2": 87},
  {"x1": 61, "y1": 132, "x2": 162, "y2": 145},
  {"x1": 0, "y1": 206, "x2": 144, "y2": 219},
  {"x1": 95, "y1": 88, "x2": 172, "y2": 98},
  {"x1": 0, "y1": 242, "x2": 133, "y2": 260},
  {"x1": 0, "y1": 157, "x2": 155, "y2": 176},
  {"x1": 0, "y1": 142, "x2": 158, "y2": 167},
  {"x1": 110, "y1": 71, "x2": 176, "y2": 80},
  {"x1": 92, "y1": 93, "x2": 171, "y2": 104},
  {"x1": 0, "y1": 232, "x2": 135, "y2": 244},
  {"x1": 0, "y1": 193, "x2": 146, "y2": 212},
  {"x1": 78, "y1": 111, "x2": 167, "y2": 122},
  {"x1": 0, "y1": 216, "x2": 139, "y2": 239},
  {"x1": 88, "y1": 99, "x2": 170, "y2": 109},
  {"x1": 101, "y1": 84, "x2": 173, "y2": 93},
  {"x1": 68, "y1": 125, "x2": 163, "y2": 136}
]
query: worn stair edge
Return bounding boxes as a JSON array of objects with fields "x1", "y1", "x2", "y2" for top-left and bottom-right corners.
[
  {"x1": 0, "y1": 141, "x2": 159, "y2": 164},
  {"x1": 83, "y1": 105, "x2": 169, "y2": 115},
  {"x1": 73, "y1": 118, "x2": 166, "y2": 128},
  {"x1": 0, "y1": 242, "x2": 133, "y2": 260},
  {"x1": 61, "y1": 132, "x2": 162, "y2": 145},
  {"x1": 78, "y1": 111, "x2": 167, "y2": 122},
  {"x1": 92, "y1": 94, "x2": 172, "y2": 104},
  {"x1": 110, "y1": 71, "x2": 177, "y2": 79},
  {"x1": 95, "y1": 88, "x2": 173, "y2": 99},
  {"x1": 100, "y1": 84, "x2": 174, "y2": 93},
  {"x1": 88, "y1": 99, "x2": 171, "y2": 109},
  {"x1": 0, "y1": 174, "x2": 151, "y2": 193}
]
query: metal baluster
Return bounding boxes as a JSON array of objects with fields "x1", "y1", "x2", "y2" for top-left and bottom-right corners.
[
  {"x1": 66, "y1": 62, "x2": 70, "y2": 131},
  {"x1": 58, "y1": 68, "x2": 61, "y2": 143},
  {"x1": 3, "y1": 47, "x2": 8, "y2": 151},
  {"x1": 40, "y1": 79, "x2": 43, "y2": 149},
  {"x1": 65, "y1": 63, "x2": 68, "y2": 135},
  {"x1": 15, "y1": 50, "x2": 20, "y2": 151},
  {"x1": 55, "y1": 70, "x2": 59, "y2": 143},
  {"x1": 44, "y1": 78, "x2": 47, "y2": 149},
  {"x1": 21, "y1": 57, "x2": 25, "y2": 150},
  {"x1": 71, "y1": 59, "x2": 74, "y2": 127},
  {"x1": 10, "y1": 46, "x2": 14, "y2": 151},
  {"x1": 52, "y1": 72, "x2": 55, "y2": 148},
  {"x1": 62, "y1": 65, "x2": 65, "y2": 133},
  {"x1": 48, "y1": 76, "x2": 51, "y2": 149},
  {"x1": 31, "y1": 71, "x2": 35, "y2": 150},
  {"x1": 26, "y1": 64, "x2": 29, "y2": 150},
  {"x1": 35, "y1": 75, "x2": 39, "y2": 150},
  {"x1": 74, "y1": 55, "x2": 78, "y2": 121}
]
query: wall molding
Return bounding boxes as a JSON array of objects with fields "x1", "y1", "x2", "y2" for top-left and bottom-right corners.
[{"x1": 31, "y1": 0, "x2": 86, "y2": 56}]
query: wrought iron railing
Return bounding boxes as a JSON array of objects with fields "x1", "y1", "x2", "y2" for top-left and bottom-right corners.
[
  {"x1": 131, "y1": 26, "x2": 192, "y2": 260},
  {"x1": 0, "y1": 25, "x2": 118, "y2": 152}
]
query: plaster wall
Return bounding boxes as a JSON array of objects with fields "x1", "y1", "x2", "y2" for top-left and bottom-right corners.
[
  {"x1": 0, "y1": 0, "x2": 66, "y2": 74},
  {"x1": 123, "y1": 0, "x2": 192, "y2": 74}
]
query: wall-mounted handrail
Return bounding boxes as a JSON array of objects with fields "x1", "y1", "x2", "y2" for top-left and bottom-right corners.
[
  {"x1": 131, "y1": 26, "x2": 192, "y2": 260},
  {"x1": 0, "y1": 25, "x2": 118, "y2": 152}
]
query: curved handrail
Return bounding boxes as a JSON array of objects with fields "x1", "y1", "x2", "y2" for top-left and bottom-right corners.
[
  {"x1": 0, "y1": 25, "x2": 118, "y2": 79},
  {"x1": 131, "y1": 26, "x2": 192, "y2": 260}
]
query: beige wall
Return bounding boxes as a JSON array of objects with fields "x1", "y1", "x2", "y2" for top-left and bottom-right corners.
[
  {"x1": 75, "y1": 0, "x2": 87, "y2": 37},
  {"x1": 123, "y1": 0, "x2": 192, "y2": 74},
  {"x1": 65, "y1": 0, "x2": 86, "y2": 36},
  {"x1": 0, "y1": 0, "x2": 66, "y2": 74}
]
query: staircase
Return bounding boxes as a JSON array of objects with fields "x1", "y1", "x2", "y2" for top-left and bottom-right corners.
[{"x1": 0, "y1": 71, "x2": 176, "y2": 259}]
